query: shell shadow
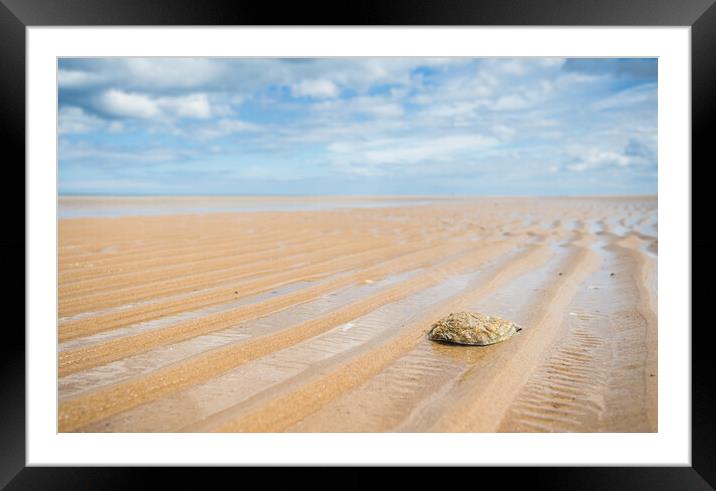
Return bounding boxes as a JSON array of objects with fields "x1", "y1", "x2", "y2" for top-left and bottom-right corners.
[{"x1": 424, "y1": 328, "x2": 523, "y2": 364}]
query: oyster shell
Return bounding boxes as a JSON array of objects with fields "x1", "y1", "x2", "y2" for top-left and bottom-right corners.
[{"x1": 427, "y1": 312, "x2": 522, "y2": 346}]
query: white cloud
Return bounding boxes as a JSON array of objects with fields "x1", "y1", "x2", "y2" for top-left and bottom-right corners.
[
  {"x1": 193, "y1": 119, "x2": 261, "y2": 140},
  {"x1": 96, "y1": 89, "x2": 212, "y2": 120},
  {"x1": 565, "y1": 146, "x2": 633, "y2": 172},
  {"x1": 58, "y1": 69, "x2": 107, "y2": 88},
  {"x1": 364, "y1": 134, "x2": 497, "y2": 164},
  {"x1": 536, "y1": 58, "x2": 566, "y2": 68},
  {"x1": 163, "y1": 93, "x2": 212, "y2": 118},
  {"x1": 494, "y1": 94, "x2": 530, "y2": 110},
  {"x1": 484, "y1": 58, "x2": 565, "y2": 77},
  {"x1": 292, "y1": 79, "x2": 340, "y2": 99},
  {"x1": 122, "y1": 58, "x2": 225, "y2": 88},
  {"x1": 592, "y1": 83, "x2": 657, "y2": 111},
  {"x1": 312, "y1": 95, "x2": 404, "y2": 118},
  {"x1": 324, "y1": 58, "x2": 468, "y2": 92},
  {"x1": 97, "y1": 89, "x2": 160, "y2": 119},
  {"x1": 328, "y1": 134, "x2": 498, "y2": 176},
  {"x1": 423, "y1": 101, "x2": 480, "y2": 120},
  {"x1": 59, "y1": 139, "x2": 195, "y2": 163},
  {"x1": 567, "y1": 162, "x2": 590, "y2": 172},
  {"x1": 362, "y1": 102, "x2": 404, "y2": 117},
  {"x1": 493, "y1": 59, "x2": 529, "y2": 76},
  {"x1": 492, "y1": 124, "x2": 516, "y2": 140},
  {"x1": 58, "y1": 106, "x2": 107, "y2": 134}
]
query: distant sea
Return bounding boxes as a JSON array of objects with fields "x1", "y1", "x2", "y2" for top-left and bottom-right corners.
[{"x1": 57, "y1": 195, "x2": 437, "y2": 219}]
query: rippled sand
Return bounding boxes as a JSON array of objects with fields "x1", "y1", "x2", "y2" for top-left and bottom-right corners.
[{"x1": 57, "y1": 196, "x2": 657, "y2": 432}]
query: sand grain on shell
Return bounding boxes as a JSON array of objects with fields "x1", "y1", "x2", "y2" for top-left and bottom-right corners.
[{"x1": 57, "y1": 196, "x2": 657, "y2": 433}]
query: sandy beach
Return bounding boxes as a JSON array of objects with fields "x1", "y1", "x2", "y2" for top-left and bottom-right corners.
[{"x1": 57, "y1": 196, "x2": 657, "y2": 433}]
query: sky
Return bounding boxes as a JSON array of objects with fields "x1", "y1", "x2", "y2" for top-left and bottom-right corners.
[{"x1": 58, "y1": 57, "x2": 657, "y2": 196}]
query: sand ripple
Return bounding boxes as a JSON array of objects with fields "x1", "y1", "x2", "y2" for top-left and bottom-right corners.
[{"x1": 57, "y1": 197, "x2": 657, "y2": 432}]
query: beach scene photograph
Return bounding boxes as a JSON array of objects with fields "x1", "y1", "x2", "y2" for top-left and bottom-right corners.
[{"x1": 57, "y1": 57, "x2": 657, "y2": 433}]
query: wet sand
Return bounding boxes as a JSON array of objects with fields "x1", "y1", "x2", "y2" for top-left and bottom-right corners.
[{"x1": 57, "y1": 196, "x2": 657, "y2": 432}]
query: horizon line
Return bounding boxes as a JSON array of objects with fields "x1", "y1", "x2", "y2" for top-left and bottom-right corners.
[{"x1": 58, "y1": 192, "x2": 658, "y2": 199}]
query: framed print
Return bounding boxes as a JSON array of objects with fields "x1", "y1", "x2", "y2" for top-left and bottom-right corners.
[{"x1": 3, "y1": 0, "x2": 714, "y2": 487}]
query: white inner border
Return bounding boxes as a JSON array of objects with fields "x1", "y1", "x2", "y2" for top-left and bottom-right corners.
[{"x1": 27, "y1": 27, "x2": 690, "y2": 466}]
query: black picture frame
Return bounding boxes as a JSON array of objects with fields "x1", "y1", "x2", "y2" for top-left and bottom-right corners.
[{"x1": 2, "y1": 0, "x2": 713, "y2": 487}]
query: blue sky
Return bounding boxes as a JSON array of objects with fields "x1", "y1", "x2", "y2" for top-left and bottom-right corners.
[{"x1": 58, "y1": 58, "x2": 657, "y2": 196}]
